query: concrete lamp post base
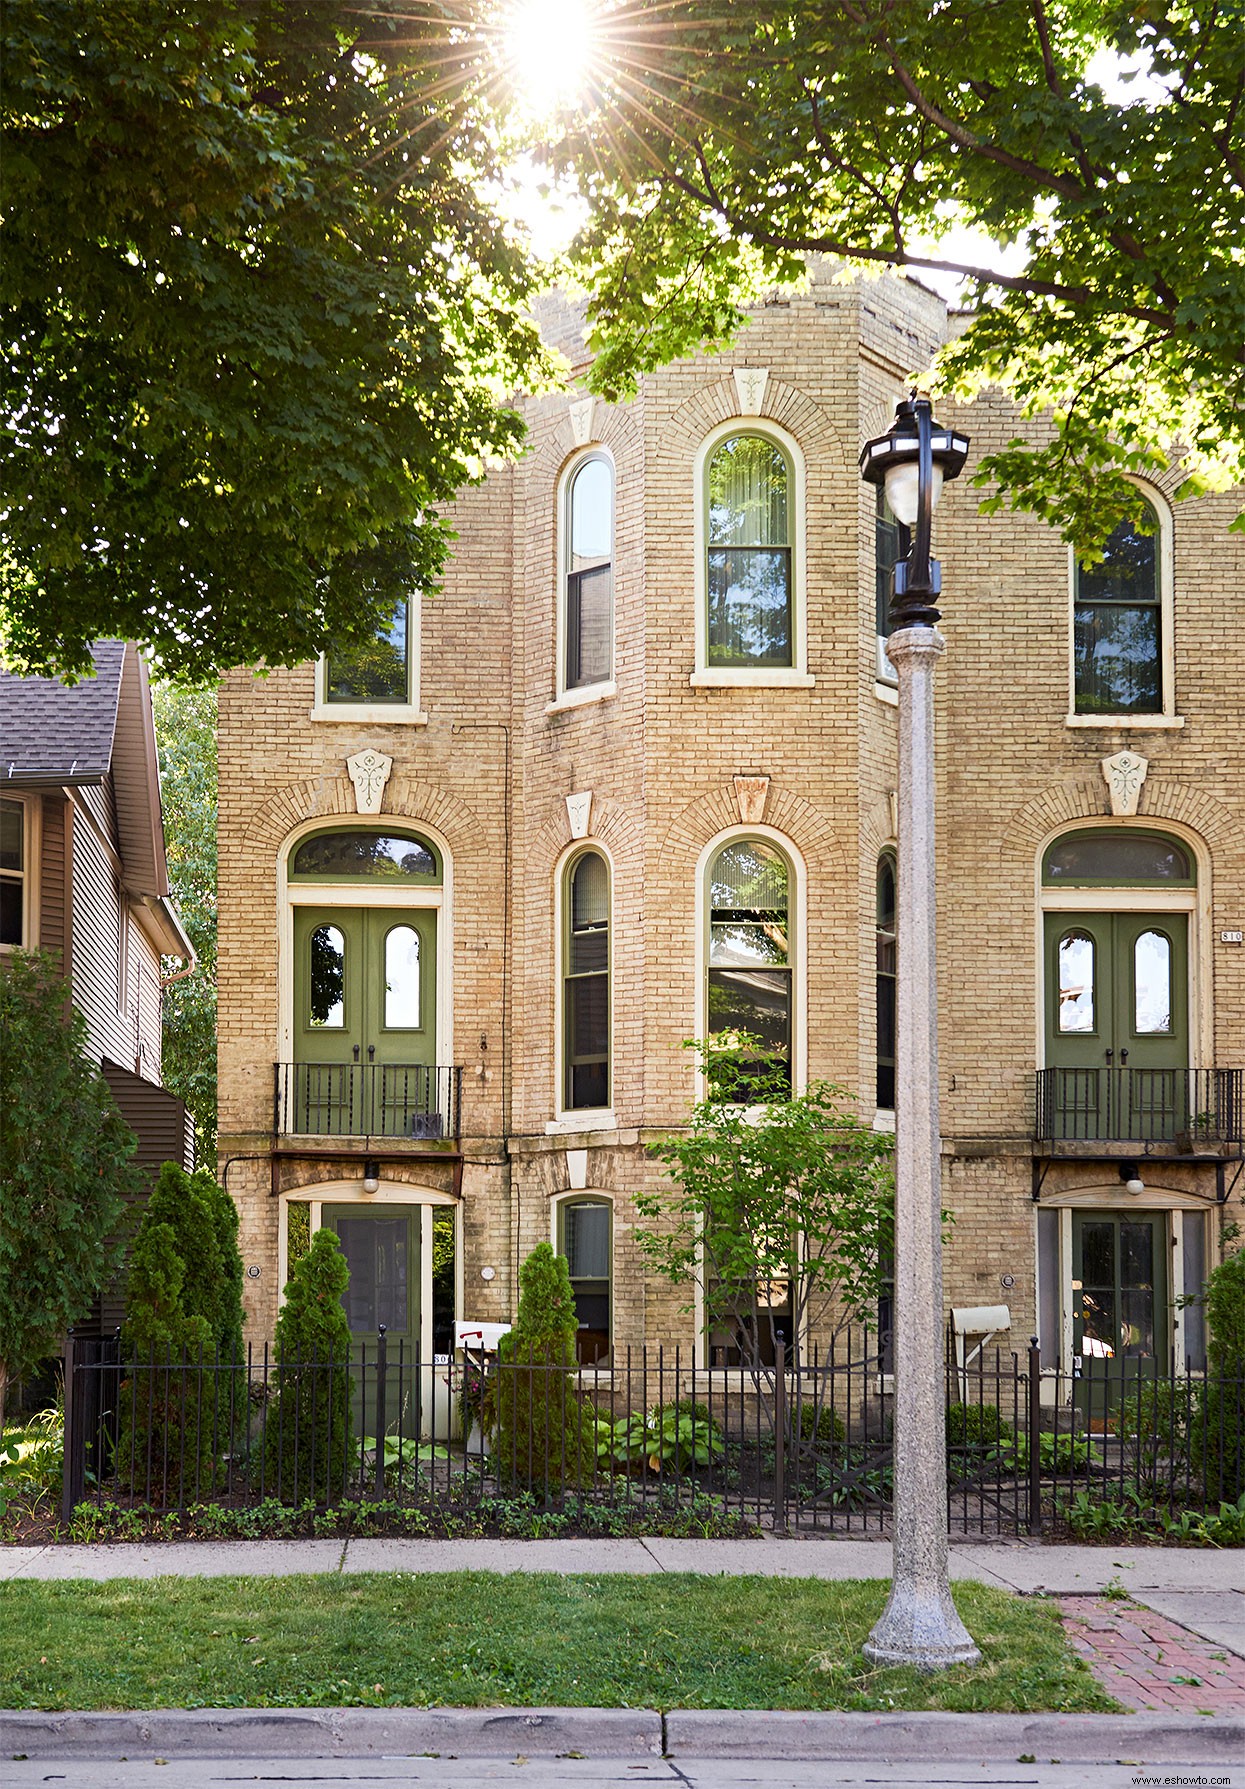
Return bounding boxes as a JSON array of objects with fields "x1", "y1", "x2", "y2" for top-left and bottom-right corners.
[{"x1": 863, "y1": 1582, "x2": 983, "y2": 1672}]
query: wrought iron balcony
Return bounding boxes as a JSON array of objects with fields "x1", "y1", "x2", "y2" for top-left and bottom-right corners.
[
  {"x1": 274, "y1": 1062, "x2": 462, "y2": 1142},
  {"x1": 1034, "y1": 1066, "x2": 1244, "y2": 1153}
]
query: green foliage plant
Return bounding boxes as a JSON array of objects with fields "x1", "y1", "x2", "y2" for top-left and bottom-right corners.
[
  {"x1": 946, "y1": 1403, "x2": 1014, "y2": 1454},
  {"x1": 263, "y1": 1230, "x2": 354, "y2": 1504},
  {"x1": 598, "y1": 1403, "x2": 726, "y2": 1473},
  {"x1": 0, "y1": 951, "x2": 141, "y2": 1431},
  {"x1": 115, "y1": 1221, "x2": 216, "y2": 1497},
  {"x1": 1200, "y1": 1249, "x2": 1245, "y2": 1501},
  {"x1": 641, "y1": 1038, "x2": 898, "y2": 1385},
  {"x1": 495, "y1": 1244, "x2": 595, "y2": 1492},
  {"x1": 128, "y1": 1163, "x2": 244, "y2": 1362}
]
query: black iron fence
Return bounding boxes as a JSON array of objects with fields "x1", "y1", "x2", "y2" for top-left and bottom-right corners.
[
  {"x1": 61, "y1": 1332, "x2": 1242, "y2": 1536},
  {"x1": 273, "y1": 1062, "x2": 462, "y2": 1140},
  {"x1": 1035, "y1": 1065, "x2": 1244, "y2": 1148}
]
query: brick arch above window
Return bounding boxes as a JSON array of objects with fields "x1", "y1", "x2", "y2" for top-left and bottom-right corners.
[{"x1": 653, "y1": 373, "x2": 843, "y2": 475}]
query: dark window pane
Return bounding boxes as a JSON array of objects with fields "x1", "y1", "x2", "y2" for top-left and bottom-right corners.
[
  {"x1": 876, "y1": 854, "x2": 897, "y2": 1108},
  {"x1": 0, "y1": 878, "x2": 22, "y2": 946},
  {"x1": 570, "y1": 1059, "x2": 609, "y2": 1108},
  {"x1": 570, "y1": 928, "x2": 608, "y2": 975},
  {"x1": 567, "y1": 564, "x2": 613, "y2": 687},
  {"x1": 563, "y1": 1201, "x2": 610, "y2": 1280},
  {"x1": 1074, "y1": 602, "x2": 1161, "y2": 712},
  {"x1": 875, "y1": 490, "x2": 903, "y2": 639},
  {"x1": 707, "y1": 547, "x2": 791, "y2": 665},
  {"x1": 708, "y1": 967, "x2": 791, "y2": 1059},
  {"x1": 0, "y1": 800, "x2": 23, "y2": 871},
  {"x1": 1044, "y1": 833, "x2": 1190, "y2": 883},
  {"x1": 431, "y1": 1208, "x2": 456, "y2": 1356},
  {"x1": 1080, "y1": 1220, "x2": 1114, "y2": 1289},
  {"x1": 337, "y1": 1215, "x2": 409, "y2": 1334},
  {"x1": 1076, "y1": 511, "x2": 1158, "y2": 606},
  {"x1": 326, "y1": 601, "x2": 409, "y2": 703},
  {"x1": 569, "y1": 972, "x2": 608, "y2": 1057},
  {"x1": 292, "y1": 831, "x2": 439, "y2": 881}
]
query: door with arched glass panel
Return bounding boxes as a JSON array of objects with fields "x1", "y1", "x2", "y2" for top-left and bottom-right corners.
[
  {"x1": 293, "y1": 907, "x2": 437, "y2": 1135},
  {"x1": 1044, "y1": 912, "x2": 1187, "y2": 1139}
]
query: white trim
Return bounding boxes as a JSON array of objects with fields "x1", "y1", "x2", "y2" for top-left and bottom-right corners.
[
  {"x1": 277, "y1": 816, "x2": 453, "y2": 1068},
  {"x1": 692, "y1": 417, "x2": 809, "y2": 681},
  {"x1": 555, "y1": 447, "x2": 615, "y2": 703},
  {"x1": 1033, "y1": 817, "x2": 1212, "y2": 1072},
  {"x1": 552, "y1": 837, "x2": 614, "y2": 1127},
  {"x1": 312, "y1": 595, "x2": 427, "y2": 723},
  {"x1": 545, "y1": 681, "x2": 617, "y2": 715},
  {"x1": 872, "y1": 679, "x2": 899, "y2": 708},
  {"x1": 1067, "y1": 477, "x2": 1176, "y2": 723},
  {"x1": 0, "y1": 791, "x2": 41, "y2": 952},
  {"x1": 693, "y1": 823, "x2": 808, "y2": 1100}
]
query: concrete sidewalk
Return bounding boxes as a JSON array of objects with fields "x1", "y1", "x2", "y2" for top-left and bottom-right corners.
[{"x1": 3, "y1": 1536, "x2": 1242, "y2": 1655}]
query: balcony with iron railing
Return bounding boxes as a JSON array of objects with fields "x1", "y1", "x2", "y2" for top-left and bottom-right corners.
[
  {"x1": 1034, "y1": 1066, "x2": 1244, "y2": 1155},
  {"x1": 274, "y1": 1062, "x2": 462, "y2": 1142}
]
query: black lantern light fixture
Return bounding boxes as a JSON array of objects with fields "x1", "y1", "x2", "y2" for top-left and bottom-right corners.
[{"x1": 859, "y1": 394, "x2": 970, "y2": 630}]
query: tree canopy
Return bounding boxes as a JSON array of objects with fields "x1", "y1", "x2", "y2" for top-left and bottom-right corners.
[
  {"x1": 521, "y1": 0, "x2": 1244, "y2": 551},
  {"x1": 1, "y1": 1, "x2": 548, "y2": 681}
]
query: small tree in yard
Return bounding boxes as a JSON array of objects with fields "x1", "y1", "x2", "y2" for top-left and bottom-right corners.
[
  {"x1": 0, "y1": 952, "x2": 142, "y2": 1432},
  {"x1": 134, "y1": 1163, "x2": 244, "y2": 1362},
  {"x1": 496, "y1": 1243, "x2": 595, "y2": 1492},
  {"x1": 115, "y1": 1221, "x2": 215, "y2": 1494},
  {"x1": 263, "y1": 1230, "x2": 354, "y2": 1503},
  {"x1": 640, "y1": 1039, "x2": 899, "y2": 1399},
  {"x1": 1201, "y1": 1247, "x2": 1245, "y2": 1503}
]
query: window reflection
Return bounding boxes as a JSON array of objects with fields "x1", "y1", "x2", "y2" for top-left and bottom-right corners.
[
  {"x1": 567, "y1": 457, "x2": 613, "y2": 689},
  {"x1": 1057, "y1": 931, "x2": 1095, "y2": 1032},
  {"x1": 708, "y1": 839, "x2": 791, "y2": 1086},
  {"x1": 384, "y1": 926, "x2": 421, "y2": 1029},
  {"x1": 326, "y1": 600, "x2": 410, "y2": 704},
  {"x1": 707, "y1": 435, "x2": 792, "y2": 667},
  {"x1": 309, "y1": 925, "x2": 345, "y2": 1028},
  {"x1": 1073, "y1": 503, "x2": 1162, "y2": 714},
  {"x1": 1134, "y1": 930, "x2": 1172, "y2": 1034}
]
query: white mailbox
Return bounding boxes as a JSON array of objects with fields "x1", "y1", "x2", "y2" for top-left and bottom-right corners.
[
  {"x1": 950, "y1": 1304, "x2": 1011, "y2": 1394},
  {"x1": 453, "y1": 1319, "x2": 512, "y2": 1354}
]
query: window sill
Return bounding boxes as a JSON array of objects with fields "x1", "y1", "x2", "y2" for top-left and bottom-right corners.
[
  {"x1": 310, "y1": 703, "x2": 429, "y2": 725},
  {"x1": 545, "y1": 682, "x2": 617, "y2": 715},
  {"x1": 872, "y1": 1108, "x2": 896, "y2": 1133},
  {"x1": 689, "y1": 669, "x2": 815, "y2": 689},
  {"x1": 546, "y1": 1110, "x2": 618, "y2": 1135},
  {"x1": 873, "y1": 680, "x2": 899, "y2": 708},
  {"x1": 1064, "y1": 712, "x2": 1184, "y2": 730}
]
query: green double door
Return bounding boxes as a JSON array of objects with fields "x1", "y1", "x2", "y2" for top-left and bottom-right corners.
[
  {"x1": 293, "y1": 906, "x2": 437, "y2": 1135},
  {"x1": 1073, "y1": 1210, "x2": 1167, "y2": 1402},
  {"x1": 1045, "y1": 912, "x2": 1187, "y2": 1138}
]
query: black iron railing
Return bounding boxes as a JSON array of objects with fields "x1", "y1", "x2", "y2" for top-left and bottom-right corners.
[
  {"x1": 273, "y1": 1062, "x2": 462, "y2": 1140},
  {"x1": 1035, "y1": 1066, "x2": 1244, "y2": 1149}
]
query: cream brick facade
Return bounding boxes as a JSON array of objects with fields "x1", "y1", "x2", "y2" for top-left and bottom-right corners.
[{"x1": 217, "y1": 265, "x2": 1244, "y2": 1375}]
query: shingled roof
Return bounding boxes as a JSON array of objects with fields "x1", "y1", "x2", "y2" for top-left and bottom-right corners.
[{"x1": 0, "y1": 639, "x2": 127, "y2": 784}]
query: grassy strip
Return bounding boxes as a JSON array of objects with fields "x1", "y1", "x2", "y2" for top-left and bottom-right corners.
[{"x1": 0, "y1": 1573, "x2": 1117, "y2": 1714}]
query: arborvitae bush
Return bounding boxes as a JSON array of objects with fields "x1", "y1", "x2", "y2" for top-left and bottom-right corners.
[
  {"x1": 263, "y1": 1229, "x2": 354, "y2": 1503},
  {"x1": 115, "y1": 1222, "x2": 216, "y2": 1495},
  {"x1": 495, "y1": 1243, "x2": 594, "y2": 1492},
  {"x1": 139, "y1": 1163, "x2": 244, "y2": 1360},
  {"x1": 1202, "y1": 1248, "x2": 1245, "y2": 1502}
]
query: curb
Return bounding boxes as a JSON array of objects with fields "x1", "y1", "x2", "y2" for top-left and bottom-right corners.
[{"x1": 3, "y1": 1707, "x2": 1243, "y2": 1764}]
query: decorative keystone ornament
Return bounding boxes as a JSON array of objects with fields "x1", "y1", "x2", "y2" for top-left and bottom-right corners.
[
  {"x1": 733, "y1": 775, "x2": 770, "y2": 824},
  {"x1": 565, "y1": 790, "x2": 593, "y2": 839},
  {"x1": 1101, "y1": 750, "x2": 1149, "y2": 816},
  {"x1": 733, "y1": 367, "x2": 769, "y2": 415},
  {"x1": 346, "y1": 748, "x2": 393, "y2": 814}
]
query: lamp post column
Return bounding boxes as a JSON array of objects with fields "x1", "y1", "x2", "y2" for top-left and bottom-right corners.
[{"x1": 863, "y1": 619, "x2": 981, "y2": 1671}]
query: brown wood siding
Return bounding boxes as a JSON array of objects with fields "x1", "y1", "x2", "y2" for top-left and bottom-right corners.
[
  {"x1": 37, "y1": 793, "x2": 67, "y2": 961},
  {"x1": 69, "y1": 788, "x2": 130, "y2": 1066}
]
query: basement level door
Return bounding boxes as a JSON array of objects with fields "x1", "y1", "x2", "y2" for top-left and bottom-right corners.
[
  {"x1": 1072, "y1": 1210, "x2": 1168, "y2": 1408},
  {"x1": 322, "y1": 1204, "x2": 420, "y2": 1352},
  {"x1": 294, "y1": 907, "x2": 436, "y2": 1067}
]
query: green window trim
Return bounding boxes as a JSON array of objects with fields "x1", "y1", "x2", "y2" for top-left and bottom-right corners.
[
  {"x1": 1042, "y1": 828, "x2": 1194, "y2": 887},
  {"x1": 563, "y1": 849, "x2": 611, "y2": 1111}
]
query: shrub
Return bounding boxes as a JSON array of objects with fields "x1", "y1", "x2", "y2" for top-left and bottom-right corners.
[
  {"x1": 495, "y1": 1243, "x2": 595, "y2": 1492},
  {"x1": 262, "y1": 1230, "x2": 354, "y2": 1503},
  {"x1": 1116, "y1": 1375, "x2": 1203, "y2": 1494},
  {"x1": 115, "y1": 1221, "x2": 216, "y2": 1496},
  {"x1": 137, "y1": 1163, "x2": 244, "y2": 1362},
  {"x1": 946, "y1": 1401, "x2": 1013, "y2": 1452},
  {"x1": 797, "y1": 1401, "x2": 846, "y2": 1448},
  {"x1": 1201, "y1": 1249, "x2": 1245, "y2": 1502},
  {"x1": 599, "y1": 1402, "x2": 726, "y2": 1472}
]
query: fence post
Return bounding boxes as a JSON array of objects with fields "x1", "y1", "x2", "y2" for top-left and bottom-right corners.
[
  {"x1": 60, "y1": 1334, "x2": 81, "y2": 1528},
  {"x1": 773, "y1": 1340, "x2": 788, "y2": 1536},
  {"x1": 1027, "y1": 1336, "x2": 1043, "y2": 1536},
  {"x1": 374, "y1": 1326, "x2": 388, "y2": 1499}
]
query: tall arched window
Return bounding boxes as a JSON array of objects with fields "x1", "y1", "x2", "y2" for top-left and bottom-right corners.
[
  {"x1": 1073, "y1": 492, "x2": 1168, "y2": 716},
  {"x1": 707, "y1": 838, "x2": 791, "y2": 1090},
  {"x1": 562, "y1": 453, "x2": 613, "y2": 693},
  {"x1": 557, "y1": 1196, "x2": 612, "y2": 1363},
  {"x1": 875, "y1": 489, "x2": 902, "y2": 684},
  {"x1": 876, "y1": 853, "x2": 897, "y2": 1108},
  {"x1": 706, "y1": 434, "x2": 792, "y2": 667},
  {"x1": 563, "y1": 850, "x2": 610, "y2": 1110}
]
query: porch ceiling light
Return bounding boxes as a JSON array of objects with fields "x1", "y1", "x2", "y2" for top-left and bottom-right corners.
[
  {"x1": 1119, "y1": 1162, "x2": 1145, "y2": 1195},
  {"x1": 362, "y1": 1158, "x2": 381, "y2": 1195}
]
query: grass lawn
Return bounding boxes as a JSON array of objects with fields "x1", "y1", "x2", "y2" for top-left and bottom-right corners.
[{"x1": 0, "y1": 1573, "x2": 1118, "y2": 1714}]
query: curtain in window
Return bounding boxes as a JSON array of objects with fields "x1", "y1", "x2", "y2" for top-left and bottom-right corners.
[
  {"x1": 708, "y1": 839, "x2": 791, "y2": 1084},
  {"x1": 1073, "y1": 504, "x2": 1161, "y2": 713},
  {"x1": 707, "y1": 436, "x2": 792, "y2": 666}
]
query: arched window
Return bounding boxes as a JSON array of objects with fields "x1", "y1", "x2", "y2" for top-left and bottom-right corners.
[
  {"x1": 290, "y1": 829, "x2": 441, "y2": 883},
  {"x1": 706, "y1": 434, "x2": 792, "y2": 667},
  {"x1": 563, "y1": 850, "x2": 610, "y2": 1110},
  {"x1": 557, "y1": 1196, "x2": 612, "y2": 1363},
  {"x1": 1073, "y1": 492, "x2": 1169, "y2": 716},
  {"x1": 562, "y1": 453, "x2": 614, "y2": 692},
  {"x1": 876, "y1": 853, "x2": 897, "y2": 1107},
  {"x1": 707, "y1": 838, "x2": 791, "y2": 1090},
  {"x1": 875, "y1": 489, "x2": 902, "y2": 684}
]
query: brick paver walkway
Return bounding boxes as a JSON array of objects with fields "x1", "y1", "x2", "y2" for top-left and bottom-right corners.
[{"x1": 1061, "y1": 1595, "x2": 1245, "y2": 1714}]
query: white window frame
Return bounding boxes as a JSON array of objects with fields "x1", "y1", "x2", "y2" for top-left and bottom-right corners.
[
  {"x1": 312, "y1": 595, "x2": 428, "y2": 724},
  {"x1": 694, "y1": 824, "x2": 807, "y2": 1099},
  {"x1": 550, "y1": 840, "x2": 616, "y2": 1131},
  {"x1": 1066, "y1": 477, "x2": 1180, "y2": 729},
  {"x1": 549, "y1": 448, "x2": 617, "y2": 712},
  {"x1": 0, "y1": 793, "x2": 39, "y2": 952},
  {"x1": 691, "y1": 419, "x2": 814, "y2": 688}
]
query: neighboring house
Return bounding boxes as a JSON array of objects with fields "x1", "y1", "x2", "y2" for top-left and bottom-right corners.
[
  {"x1": 216, "y1": 266, "x2": 1245, "y2": 1390},
  {"x1": 1, "y1": 638, "x2": 196, "y2": 1332}
]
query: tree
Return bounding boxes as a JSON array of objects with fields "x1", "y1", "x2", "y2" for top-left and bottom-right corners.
[
  {"x1": 115, "y1": 1219, "x2": 217, "y2": 1497},
  {"x1": 516, "y1": 0, "x2": 1245, "y2": 554},
  {"x1": 639, "y1": 1041, "x2": 897, "y2": 1379},
  {"x1": 152, "y1": 683, "x2": 217, "y2": 1157},
  {"x1": 130, "y1": 1162, "x2": 245, "y2": 1363},
  {"x1": 0, "y1": 952, "x2": 143, "y2": 1432},
  {"x1": 1, "y1": 1, "x2": 548, "y2": 681},
  {"x1": 263, "y1": 1228, "x2": 354, "y2": 1502},
  {"x1": 495, "y1": 1243, "x2": 596, "y2": 1491}
]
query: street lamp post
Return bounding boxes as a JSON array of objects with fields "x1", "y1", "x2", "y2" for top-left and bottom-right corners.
[{"x1": 859, "y1": 394, "x2": 981, "y2": 1670}]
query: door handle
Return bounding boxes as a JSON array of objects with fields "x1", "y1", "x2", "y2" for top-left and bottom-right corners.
[
  {"x1": 1120, "y1": 1048, "x2": 1129, "y2": 1064},
  {"x1": 368, "y1": 1044, "x2": 376, "y2": 1062},
  {"x1": 1105, "y1": 1048, "x2": 1114, "y2": 1064},
  {"x1": 352, "y1": 1045, "x2": 360, "y2": 1062}
]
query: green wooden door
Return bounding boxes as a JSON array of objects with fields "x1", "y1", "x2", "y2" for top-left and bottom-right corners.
[
  {"x1": 293, "y1": 907, "x2": 437, "y2": 1134},
  {"x1": 323, "y1": 1204, "x2": 421, "y2": 1350},
  {"x1": 1072, "y1": 1210, "x2": 1168, "y2": 1407},
  {"x1": 1044, "y1": 912, "x2": 1187, "y2": 1138}
]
